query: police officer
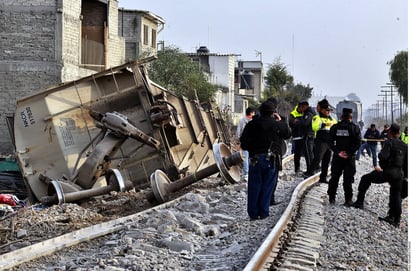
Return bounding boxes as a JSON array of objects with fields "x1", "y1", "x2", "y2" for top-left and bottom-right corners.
[
  {"x1": 289, "y1": 101, "x2": 313, "y2": 174},
  {"x1": 327, "y1": 108, "x2": 361, "y2": 205},
  {"x1": 352, "y1": 123, "x2": 408, "y2": 228},
  {"x1": 400, "y1": 126, "x2": 408, "y2": 144},
  {"x1": 304, "y1": 99, "x2": 338, "y2": 183},
  {"x1": 240, "y1": 101, "x2": 291, "y2": 220}
]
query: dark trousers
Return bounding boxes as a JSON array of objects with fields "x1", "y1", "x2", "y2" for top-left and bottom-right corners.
[
  {"x1": 327, "y1": 155, "x2": 356, "y2": 202},
  {"x1": 247, "y1": 154, "x2": 278, "y2": 219},
  {"x1": 304, "y1": 136, "x2": 314, "y2": 169},
  {"x1": 293, "y1": 138, "x2": 313, "y2": 172},
  {"x1": 355, "y1": 168, "x2": 403, "y2": 222},
  {"x1": 293, "y1": 139, "x2": 304, "y2": 172},
  {"x1": 307, "y1": 139, "x2": 331, "y2": 182}
]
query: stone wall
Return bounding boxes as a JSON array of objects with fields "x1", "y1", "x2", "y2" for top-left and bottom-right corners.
[
  {"x1": 0, "y1": 0, "x2": 125, "y2": 153},
  {"x1": 0, "y1": 1, "x2": 61, "y2": 153}
]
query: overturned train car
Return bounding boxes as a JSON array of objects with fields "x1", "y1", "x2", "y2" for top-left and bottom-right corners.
[{"x1": 13, "y1": 58, "x2": 239, "y2": 205}]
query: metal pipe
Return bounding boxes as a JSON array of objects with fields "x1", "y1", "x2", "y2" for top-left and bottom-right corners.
[
  {"x1": 148, "y1": 143, "x2": 243, "y2": 203},
  {"x1": 40, "y1": 180, "x2": 133, "y2": 205},
  {"x1": 168, "y1": 152, "x2": 242, "y2": 193},
  {"x1": 40, "y1": 169, "x2": 133, "y2": 205}
]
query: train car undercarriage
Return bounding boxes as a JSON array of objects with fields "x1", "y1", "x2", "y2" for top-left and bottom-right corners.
[{"x1": 13, "y1": 57, "x2": 242, "y2": 205}]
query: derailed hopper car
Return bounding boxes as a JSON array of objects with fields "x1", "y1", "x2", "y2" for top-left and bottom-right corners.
[{"x1": 13, "y1": 58, "x2": 239, "y2": 205}]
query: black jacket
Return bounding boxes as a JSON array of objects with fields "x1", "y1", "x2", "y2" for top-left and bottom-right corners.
[
  {"x1": 240, "y1": 115, "x2": 291, "y2": 157},
  {"x1": 288, "y1": 106, "x2": 314, "y2": 139},
  {"x1": 328, "y1": 119, "x2": 361, "y2": 157},
  {"x1": 379, "y1": 137, "x2": 408, "y2": 178}
]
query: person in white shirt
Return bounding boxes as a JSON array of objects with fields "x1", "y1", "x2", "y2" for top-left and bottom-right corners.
[{"x1": 236, "y1": 107, "x2": 255, "y2": 179}]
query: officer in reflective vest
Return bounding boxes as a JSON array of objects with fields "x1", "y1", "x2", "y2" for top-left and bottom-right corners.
[
  {"x1": 289, "y1": 101, "x2": 313, "y2": 174},
  {"x1": 304, "y1": 99, "x2": 337, "y2": 183},
  {"x1": 400, "y1": 126, "x2": 408, "y2": 144}
]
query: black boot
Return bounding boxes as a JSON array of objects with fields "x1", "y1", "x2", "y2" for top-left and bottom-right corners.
[
  {"x1": 351, "y1": 200, "x2": 364, "y2": 209},
  {"x1": 379, "y1": 216, "x2": 400, "y2": 228},
  {"x1": 343, "y1": 200, "x2": 354, "y2": 207},
  {"x1": 319, "y1": 178, "x2": 328, "y2": 184}
]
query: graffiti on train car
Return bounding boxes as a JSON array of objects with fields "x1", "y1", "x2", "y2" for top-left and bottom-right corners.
[{"x1": 12, "y1": 58, "x2": 243, "y2": 205}]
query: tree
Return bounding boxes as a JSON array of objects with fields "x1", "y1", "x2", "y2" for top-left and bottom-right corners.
[
  {"x1": 284, "y1": 83, "x2": 313, "y2": 106},
  {"x1": 264, "y1": 58, "x2": 294, "y2": 98},
  {"x1": 146, "y1": 46, "x2": 217, "y2": 102},
  {"x1": 263, "y1": 58, "x2": 313, "y2": 114},
  {"x1": 389, "y1": 51, "x2": 408, "y2": 104}
]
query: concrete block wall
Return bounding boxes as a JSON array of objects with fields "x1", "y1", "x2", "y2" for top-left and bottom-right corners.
[
  {"x1": 107, "y1": 0, "x2": 125, "y2": 66},
  {"x1": 118, "y1": 10, "x2": 159, "y2": 61},
  {"x1": 0, "y1": 0, "x2": 127, "y2": 154},
  {"x1": 0, "y1": 0, "x2": 61, "y2": 153},
  {"x1": 119, "y1": 10, "x2": 141, "y2": 61}
]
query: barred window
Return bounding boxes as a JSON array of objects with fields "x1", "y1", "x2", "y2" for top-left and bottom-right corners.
[
  {"x1": 151, "y1": 29, "x2": 156, "y2": 48},
  {"x1": 143, "y1": 25, "x2": 149, "y2": 45}
]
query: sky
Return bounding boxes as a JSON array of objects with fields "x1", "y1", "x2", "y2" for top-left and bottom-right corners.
[{"x1": 119, "y1": 0, "x2": 408, "y2": 110}]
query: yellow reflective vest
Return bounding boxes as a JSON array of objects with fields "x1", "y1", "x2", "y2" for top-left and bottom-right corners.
[
  {"x1": 401, "y1": 132, "x2": 408, "y2": 144},
  {"x1": 290, "y1": 106, "x2": 303, "y2": 118},
  {"x1": 312, "y1": 114, "x2": 338, "y2": 139}
]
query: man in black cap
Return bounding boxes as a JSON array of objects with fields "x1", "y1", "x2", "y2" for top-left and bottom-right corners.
[
  {"x1": 304, "y1": 98, "x2": 338, "y2": 183},
  {"x1": 327, "y1": 108, "x2": 361, "y2": 205},
  {"x1": 352, "y1": 123, "x2": 408, "y2": 228},
  {"x1": 289, "y1": 101, "x2": 313, "y2": 174},
  {"x1": 240, "y1": 101, "x2": 291, "y2": 220}
]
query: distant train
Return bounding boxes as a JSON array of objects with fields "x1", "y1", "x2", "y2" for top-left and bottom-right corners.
[{"x1": 335, "y1": 93, "x2": 363, "y2": 128}]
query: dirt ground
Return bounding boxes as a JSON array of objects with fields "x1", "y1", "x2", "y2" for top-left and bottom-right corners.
[
  {"x1": 0, "y1": 189, "x2": 154, "y2": 255},
  {"x1": 0, "y1": 175, "x2": 224, "y2": 255}
]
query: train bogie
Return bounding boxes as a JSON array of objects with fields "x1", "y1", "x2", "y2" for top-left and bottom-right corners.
[{"x1": 13, "y1": 58, "x2": 240, "y2": 204}]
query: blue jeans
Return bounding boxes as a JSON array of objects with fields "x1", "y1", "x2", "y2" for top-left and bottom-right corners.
[
  {"x1": 242, "y1": 150, "x2": 249, "y2": 175},
  {"x1": 356, "y1": 143, "x2": 377, "y2": 167},
  {"x1": 356, "y1": 142, "x2": 371, "y2": 159},
  {"x1": 368, "y1": 144, "x2": 378, "y2": 167},
  {"x1": 247, "y1": 154, "x2": 278, "y2": 219}
]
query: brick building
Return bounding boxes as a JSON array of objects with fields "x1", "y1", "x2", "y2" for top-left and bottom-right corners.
[{"x1": 0, "y1": 0, "x2": 164, "y2": 153}]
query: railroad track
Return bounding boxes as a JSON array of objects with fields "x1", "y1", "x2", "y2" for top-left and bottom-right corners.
[
  {"x1": 244, "y1": 172, "x2": 323, "y2": 270},
  {"x1": 246, "y1": 157, "x2": 408, "y2": 271},
  {"x1": 4, "y1": 155, "x2": 401, "y2": 270},
  {"x1": 2, "y1": 154, "x2": 313, "y2": 270}
]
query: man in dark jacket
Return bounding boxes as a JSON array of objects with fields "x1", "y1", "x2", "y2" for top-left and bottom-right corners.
[
  {"x1": 289, "y1": 101, "x2": 313, "y2": 174},
  {"x1": 355, "y1": 124, "x2": 380, "y2": 167},
  {"x1": 352, "y1": 123, "x2": 408, "y2": 227},
  {"x1": 379, "y1": 124, "x2": 390, "y2": 148},
  {"x1": 327, "y1": 108, "x2": 361, "y2": 205},
  {"x1": 240, "y1": 101, "x2": 291, "y2": 220}
]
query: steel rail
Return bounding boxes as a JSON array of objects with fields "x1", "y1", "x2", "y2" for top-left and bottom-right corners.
[
  {"x1": 243, "y1": 168, "x2": 321, "y2": 270},
  {"x1": 0, "y1": 154, "x2": 296, "y2": 270},
  {"x1": 0, "y1": 197, "x2": 183, "y2": 270}
]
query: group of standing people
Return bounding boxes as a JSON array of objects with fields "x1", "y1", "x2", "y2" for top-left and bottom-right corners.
[{"x1": 237, "y1": 97, "x2": 408, "y2": 228}]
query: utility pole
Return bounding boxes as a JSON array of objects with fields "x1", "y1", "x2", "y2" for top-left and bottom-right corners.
[
  {"x1": 378, "y1": 91, "x2": 390, "y2": 123},
  {"x1": 381, "y1": 83, "x2": 396, "y2": 123}
]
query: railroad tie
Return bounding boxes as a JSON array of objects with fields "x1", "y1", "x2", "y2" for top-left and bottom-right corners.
[{"x1": 277, "y1": 185, "x2": 327, "y2": 270}]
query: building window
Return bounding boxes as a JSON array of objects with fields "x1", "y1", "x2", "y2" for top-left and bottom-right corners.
[
  {"x1": 151, "y1": 29, "x2": 156, "y2": 48},
  {"x1": 143, "y1": 25, "x2": 149, "y2": 45},
  {"x1": 80, "y1": 0, "x2": 106, "y2": 71}
]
